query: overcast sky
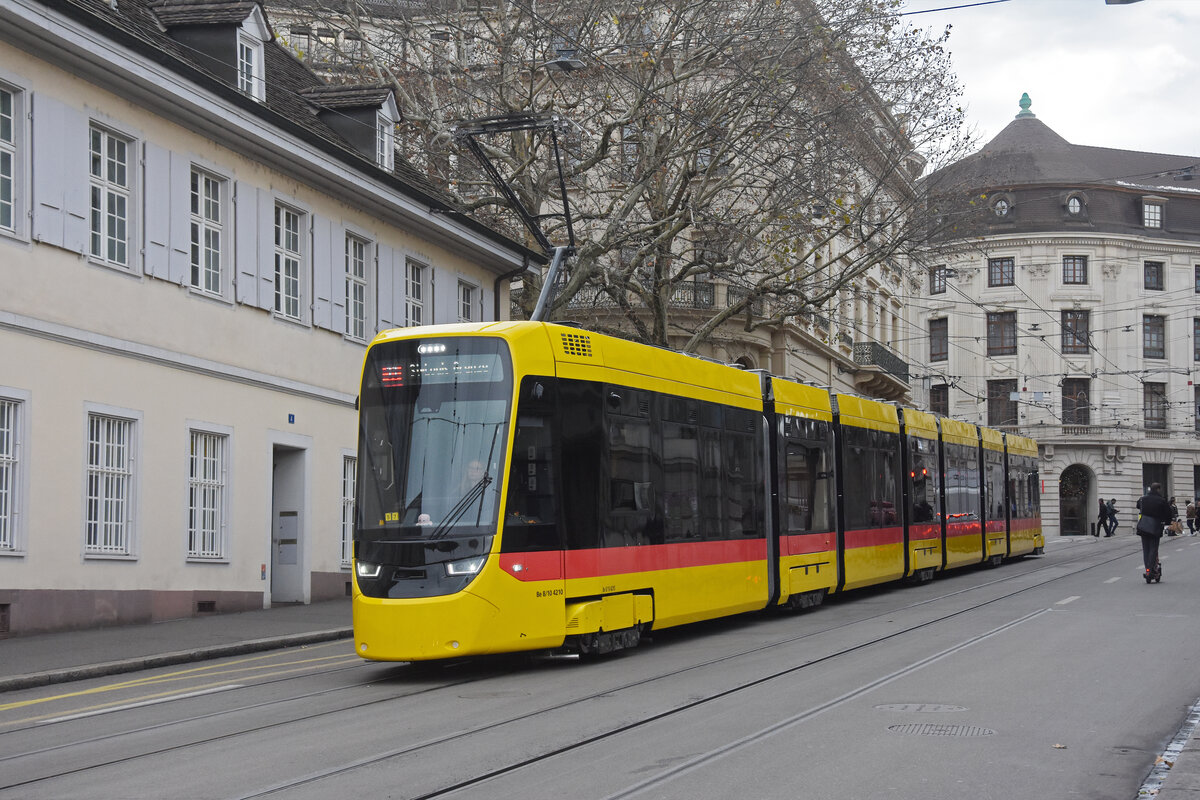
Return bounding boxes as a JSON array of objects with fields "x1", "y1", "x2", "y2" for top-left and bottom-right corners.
[{"x1": 900, "y1": 0, "x2": 1200, "y2": 157}]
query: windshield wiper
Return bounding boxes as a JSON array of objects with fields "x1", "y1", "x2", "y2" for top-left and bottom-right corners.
[{"x1": 429, "y1": 475, "x2": 493, "y2": 539}]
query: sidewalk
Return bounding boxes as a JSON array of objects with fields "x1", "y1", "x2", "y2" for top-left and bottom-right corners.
[
  {"x1": 0, "y1": 597, "x2": 353, "y2": 693},
  {"x1": 1, "y1": 540, "x2": 1197, "y2": 798}
]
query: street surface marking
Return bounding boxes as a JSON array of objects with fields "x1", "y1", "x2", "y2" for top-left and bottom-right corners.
[
  {"x1": 1104, "y1": 577, "x2": 1121, "y2": 584},
  {"x1": 39, "y1": 685, "x2": 243, "y2": 724},
  {"x1": 1055, "y1": 596, "x2": 1080, "y2": 605},
  {"x1": 602, "y1": 609, "x2": 1051, "y2": 800},
  {"x1": 0, "y1": 649, "x2": 358, "y2": 713}
]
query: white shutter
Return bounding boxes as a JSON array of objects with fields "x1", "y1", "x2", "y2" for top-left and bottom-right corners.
[
  {"x1": 31, "y1": 94, "x2": 88, "y2": 253},
  {"x1": 167, "y1": 153, "x2": 191, "y2": 285},
  {"x1": 311, "y1": 216, "x2": 334, "y2": 330},
  {"x1": 376, "y1": 244, "x2": 394, "y2": 331},
  {"x1": 234, "y1": 180, "x2": 258, "y2": 306},
  {"x1": 331, "y1": 225, "x2": 349, "y2": 332},
  {"x1": 143, "y1": 143, "x2": 171, "y2": 279},
  {"x1": 257, "y1": 192, "x2": 274, "y2": 311}
]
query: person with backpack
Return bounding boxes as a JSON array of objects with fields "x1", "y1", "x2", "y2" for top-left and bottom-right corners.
[
  {"x1": 1096, "y1": 497, "x2": 1108, "y2": 537},
  {"x1": 1187, "y1": 500, "x2": 1196, "y2": 536}
]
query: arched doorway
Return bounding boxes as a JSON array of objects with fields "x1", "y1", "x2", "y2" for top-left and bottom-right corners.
[{"x1": 1059, "y1": 463, "x2": 1092, "y2": 536}]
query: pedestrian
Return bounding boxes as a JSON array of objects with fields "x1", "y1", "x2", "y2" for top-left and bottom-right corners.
[
  {"x1": 1187, "y1": 500, "x2": 1196, "y2": 536},
  {"x1": 1167, "y1": 496, "x2": 1180, "y2": 536},
  {"x1": 1096, "y1": 497, "x2": 1107, "y2": 537},
  {"x1": 1135, "y1": 483, "x2": 1171, "y2": 580},
  {"x1": 1105, "y1": 498, "x2": 1118, "y2": 536}
]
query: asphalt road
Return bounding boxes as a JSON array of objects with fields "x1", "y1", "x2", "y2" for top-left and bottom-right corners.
[{"x1": 2, "y1": 534, "x2": 1199, "y2": 800}]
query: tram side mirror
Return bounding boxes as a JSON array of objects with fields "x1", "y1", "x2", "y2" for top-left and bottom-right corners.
[{"x1": 607, "y1": 392, "x2": 622, "y2": 410}]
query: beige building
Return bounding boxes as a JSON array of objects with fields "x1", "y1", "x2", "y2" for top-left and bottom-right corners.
[
  {"x1": 918, "y1": 96, "x2": 1200, "y2": 536},
  {"x1": 0, "y1": 0, "x2": 533, "y2": 635}
]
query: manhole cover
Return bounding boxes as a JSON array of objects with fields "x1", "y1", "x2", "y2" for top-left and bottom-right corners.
[
  {"x1": 875, "y1": 703, "x2": 966, "y2": 713},
  {"x1": 888, "y1": 724, "x2": 994, "y2": 737}
]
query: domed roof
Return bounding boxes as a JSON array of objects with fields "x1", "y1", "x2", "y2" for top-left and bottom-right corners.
[{"x1": 926, "y1": 94, "x2": 1198, "y2": 194}]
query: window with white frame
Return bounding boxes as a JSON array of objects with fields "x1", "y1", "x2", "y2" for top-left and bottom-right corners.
[
  {"x1": 405, "y1": 258, "x2": 426, "y2": 326},
  {"x1": 376, "y1": 112, "x2": 395, "y2": 171},
  {"x1": 0, "y1": 85, "x2": 18, "y2": 234},
  {"x1": 89, "y1": 126, "x2": 132, "y2": 267},
  {"x1": 1143, "y1": 200, "x2": 1164, "y2": 229},
  {"x1": 188, "y1": 429, "x2": 228, "y2": 559},
  {"x1": 458, "y1": 280, "x2": 476, "y2": 322},
  {"x1": 190, "y1": 168, "x2": 225, "y2": 296},
  {"x1": 345, "y1": 233, "x2": 369, "y2": 340},
  {"x1": 237, "y1": 31, "x2": 265, "y2": 101},
  {"x1": 341, "y1": 455, "x2": 356, "y2": 566},
  {"x1": 85, "y1": 412, "x2": 135, "y2": 556},
  {"x1": 0, "y1": 396, "x2": 22, "y2": 552},
  {"x1": 274, "y1": 203, "x2": 303, "y2": 320}
]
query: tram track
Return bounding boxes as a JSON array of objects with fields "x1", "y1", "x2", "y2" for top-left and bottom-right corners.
[{"x1": 0, "y1": 539, "x2": 1139, "y2": 799}]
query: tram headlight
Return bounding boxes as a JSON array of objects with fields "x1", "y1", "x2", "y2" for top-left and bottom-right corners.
[
  {"x1": 356, "y1": 561, "x2": 382, "y2": 579},
  {"x1": 445, "y1": 556, "x2": 486, "y2": 576}
]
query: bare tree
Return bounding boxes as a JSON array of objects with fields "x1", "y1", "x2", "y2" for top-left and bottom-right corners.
[{"x1": 271, "y1": 0, "x2": 972, "y2": 350}]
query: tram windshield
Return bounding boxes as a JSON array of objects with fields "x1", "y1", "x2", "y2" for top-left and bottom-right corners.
[{"x1": 356, "y1": 336, "x2": 512, "y2": 541}]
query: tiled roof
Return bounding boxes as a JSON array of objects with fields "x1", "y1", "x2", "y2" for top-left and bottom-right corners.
[
  {"x1": 43, "y1": 0, "x2": 533, "y2": 258},
  {"x1": 299, "y1": 84, "x2": 395, "y2": 109},
  {"x1": 930, "y1": 113, "x2": 1198, "y2": 193},
  {"x1": 150, "y1": 0, "x2": 260, "y2": 27}
]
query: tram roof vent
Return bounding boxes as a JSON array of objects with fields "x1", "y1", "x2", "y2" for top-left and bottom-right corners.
[{"x1": 560, "y1": 331, "x2": 594, "y2": 358}]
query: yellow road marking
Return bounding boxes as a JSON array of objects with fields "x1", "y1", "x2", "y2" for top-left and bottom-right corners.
[{"x1": 0, "y1": 643, "x2": 358, "y2": 713}]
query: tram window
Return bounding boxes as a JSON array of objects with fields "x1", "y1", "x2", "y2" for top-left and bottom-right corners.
[
  {"x1": 842, "y1": 434, "x2": 871, "y2": 530},
  {"x1": 908, "y1": 442, "x2": 940, "y2": 524},
  {"x1": 985, "y1": 454, "x2": 1005, "y2": 520},
  {"x1": 874, "y1": 439, "x2": 899, "y2": 526},
  {"x1": 699, "y1": 426, "x2": 724, "y2": 539},
  {"x1": 662, "y1": 419, "x2": 702, "y2": 541},
  {"x1": 605, "y1": 411, "x2": 658, "y2": 546},
  {"x1": 724, "y1": 430, "x2": 759, "y2": 537},
  {"x1": 784, "y1": 438, "x2": 832, "y2": 533},
  {"x1": 559, "y1": 379, "x2": 602, "y2": 550},
  {"x1": 503, "y1": 377, "x2": 559, "y2": 550}
]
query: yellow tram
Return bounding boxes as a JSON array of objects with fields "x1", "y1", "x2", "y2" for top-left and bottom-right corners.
[{"x1": 351, "y1": 321, "x2": 1043, "y2": 661}]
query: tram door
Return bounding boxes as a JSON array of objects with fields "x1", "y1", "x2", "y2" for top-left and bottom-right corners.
[{"x1": 271, "y1": 444, "x2": 307, "y2": 603}]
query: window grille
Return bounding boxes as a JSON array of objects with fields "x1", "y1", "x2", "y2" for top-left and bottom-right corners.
[
  {"x1": 188, "y1": 431, "x2": 226, "y2": 559},
  {"x1": 0, "y1": 398, "x2": 18, "y2": 551},
  {"x1": 341, "y1": 456, "x2": 356, "y2": 566},
  {"x1": 85, "y1": 414, "x2": 133, "y2": 555}
]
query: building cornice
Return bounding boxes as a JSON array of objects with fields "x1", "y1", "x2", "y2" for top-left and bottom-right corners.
[
  {"x1": 0, "y1": 311, "x2": 356, "y2": 407},
  {"x1": 938, "y1": 232, "x2": 1200, "y2": 259}
]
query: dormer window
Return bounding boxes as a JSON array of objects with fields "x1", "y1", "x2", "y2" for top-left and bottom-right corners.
[
  {"x1": 376, "y1": 111, "x2": 395, "y2": 171},
  {"x1": 988, "y1": 192, "x2": 1014, "y2": 221},
  {"x1": 1142, "y1": 196, "x2": 1165, "y2": 229},
  {"x1": 237, "y1": 30, "x2": 264, "y2": 100},
  {"x1": 1067, "y1": 196, "x2": 1081, "y2": 215}
]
